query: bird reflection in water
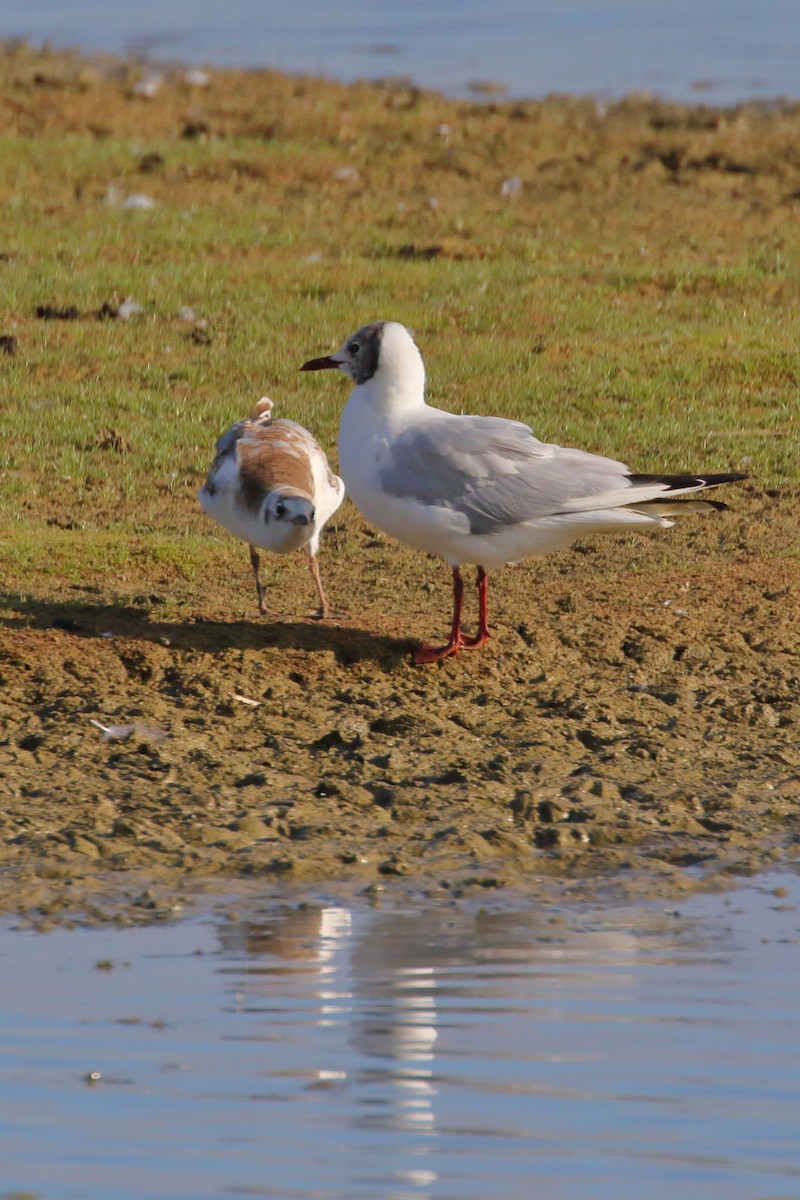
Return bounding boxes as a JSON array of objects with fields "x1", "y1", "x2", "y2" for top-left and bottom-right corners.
[{"x1": 216, "y1": 903, "x2": 441, "y2": 1195}]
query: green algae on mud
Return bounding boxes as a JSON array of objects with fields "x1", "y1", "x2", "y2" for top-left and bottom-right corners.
[{"x1": 0, "y1": 45, "x2": 799, "y2": 920}]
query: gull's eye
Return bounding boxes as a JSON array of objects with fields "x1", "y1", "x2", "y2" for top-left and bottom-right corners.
[
  {"x1": 348, "y1": 340, "x2": 361, "y2": 355},
  {"x1": 276, "y1": 503, "x2": 286, "y2": 518}
]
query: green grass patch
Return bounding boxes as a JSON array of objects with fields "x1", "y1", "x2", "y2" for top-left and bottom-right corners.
[{"x1": 0, "y1": 46, "x2": 797, "y2": 596}]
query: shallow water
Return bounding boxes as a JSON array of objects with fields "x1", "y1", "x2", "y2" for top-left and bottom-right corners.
[
  {"x1": 10, "y1": 0, "x2": 800, "y2": 104},
  {"x1": 2, "y1": 871, "x2": 800, "y2": 1199}
]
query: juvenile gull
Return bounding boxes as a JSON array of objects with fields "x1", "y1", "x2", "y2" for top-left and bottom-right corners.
[
  {"x1": 198, "y1": 397, "x2": 345, "y2": 618},
  {"x1": 301, "y1": 321, "x2": 746, "y2": 663}
]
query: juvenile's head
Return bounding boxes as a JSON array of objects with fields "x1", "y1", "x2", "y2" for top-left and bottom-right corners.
[
  {"x1": 264, "y1": 489, "x2": 316, "y2": 550},
  {"x1": 266, "y1": 490, "x2": 315, "y2": 526}
]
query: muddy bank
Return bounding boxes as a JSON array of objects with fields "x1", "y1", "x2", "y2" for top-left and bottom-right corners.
[{"x1": 2, "y1": 503, "x2": 799, "y2": 922}]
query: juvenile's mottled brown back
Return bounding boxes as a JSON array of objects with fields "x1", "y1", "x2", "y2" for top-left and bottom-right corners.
[{"x1": 236, "y1": 419, "x2": 316, "y2": 513}]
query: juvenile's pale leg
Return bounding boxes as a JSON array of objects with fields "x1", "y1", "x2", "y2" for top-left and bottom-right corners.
[
  {"x1": 307, "y1": 551, "x2": 351, "y2": 620},
  {"x1": 248, "y1": 544, "x2": 268, "y2": 616},
  {"x1": 308, "y1": 553, "x2": 330, "y2": 619}
]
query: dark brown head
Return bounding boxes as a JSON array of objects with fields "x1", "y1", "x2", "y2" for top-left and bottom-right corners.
[{"x1": 300, "y1": 321, "x2": 388, "y2": 385}]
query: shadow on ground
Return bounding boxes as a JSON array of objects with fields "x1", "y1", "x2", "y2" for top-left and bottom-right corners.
[{"x1": 0, "y1": 593, "x2": 413, "y2": 667}]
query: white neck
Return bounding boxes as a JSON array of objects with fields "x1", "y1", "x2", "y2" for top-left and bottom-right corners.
[{"x1": 361, "y1": 336, "x2": 426, "y2": 419}]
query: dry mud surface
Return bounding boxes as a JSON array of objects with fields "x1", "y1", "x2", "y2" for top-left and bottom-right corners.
[{"x1": 2, "y1": 494, "x2": 799, "y2": 923}]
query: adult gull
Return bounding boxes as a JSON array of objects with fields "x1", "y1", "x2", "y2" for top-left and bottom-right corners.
[{"x1": 302, "y1": 321, "x2": 745, "y2": 663}]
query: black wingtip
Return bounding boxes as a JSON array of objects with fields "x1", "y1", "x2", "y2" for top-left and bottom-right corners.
[
  {"x1": 627, "y1": 472, "x2": 748, "y2": 492},
  {"x1": 701, "y1": 499, "x2": 730, "y2": 512}
]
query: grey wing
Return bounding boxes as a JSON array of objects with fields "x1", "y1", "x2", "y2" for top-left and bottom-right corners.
[
  {"x1": 213, "y1": 420, "x2": 246, "y2": 456},
  {"x1": 201, "y1": 421, "x2": 247, "y2": 496},
  {"x1": 380, "y1": 415, "x2": 632, "y2": 534}
]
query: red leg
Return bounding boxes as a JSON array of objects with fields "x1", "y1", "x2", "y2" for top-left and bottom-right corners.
[
  {"x1": 413, "y1": 566, "x2": 465, "y2": 664},
  {"x1": 461, "y1": 566, "x2": 491, "y2": 649}
]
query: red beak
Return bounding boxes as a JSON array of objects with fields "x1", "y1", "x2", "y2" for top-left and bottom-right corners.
[{"x1": 300, "y1": 355, "x2": 341, "y2": 371}]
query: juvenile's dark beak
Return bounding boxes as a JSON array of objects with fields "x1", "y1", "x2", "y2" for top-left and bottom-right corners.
[{"x1": 301, "y1": 354, "x2": 341, "y2": 371}]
